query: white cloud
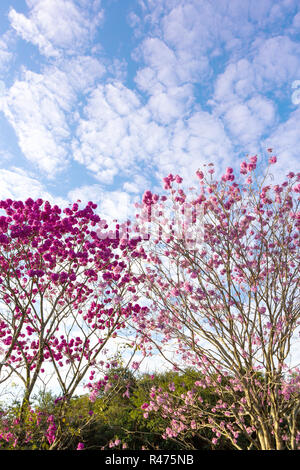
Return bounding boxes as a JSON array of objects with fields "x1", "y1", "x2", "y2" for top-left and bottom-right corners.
[
  {"x1": 151, "y1": 111, "x2": 234, "y2": 181},
  {"x1": 223, "y1": 96, "x2": 276, "y2": 147},
  {"x1": 123, "y1": 174, "x2": 149, "y2": 194},
  {"x1": 253, "y1": 36, "x2": 300, "y2": 89},
  {"x1": 134, "y1": 0, "x2": 292, "y2": 92},
  {"x1": 104, "y1": 82, "x2": 141, "y2": 116},
  {"x1": 162, "y1": 2, "x2": 209, "y2": 50},
  {"x1": 213, "y1": 59, "x2": 255, "y2": 104},
  {"x1": 0, "y1": 39, "x2": 13, "y2": 74},
  {"x1": 73, "y1": 71, "x2": 237, "y2": 186},
  {"x1": 0, "y1": 70, "x2": 72, "y2": 176},
  {"x1": 147, "y1": 84, "x2": 194, "y2": 124},
  {"x1": 68, "y1": 184, "x2": 134, "y2": 223},
  {"x1": 135, "y1": 66, "x2": 161, "y2": 94},
  {"x1": 136, "y1": 37, "x2": 179, "y2": 88},
  {"x1": 9, "y1": 7, "x2": 58, "y2": 58},
  {"x1": 216, "y1": 36, "x2": 300, "y2": 101},
  {"x1": 131, "y1": 2, "x2": 300, "y2": 181},
  {"x1": 135, "y1": 1, "x2": 300, "y2": 108},
  {"x1": 61, "y1": 56, "x2": 105, "y2": 92},
  {"x1": 0, "y1": 54, "x2": 105, "y2": 178},
  {"x1": 0, "y1": 168, "x2": 67, "y2": 205},
  {"x1": 264, "y1": 106, "x2": 300, "y2": 181},
  {"x1": 9, "y1": 0, "x2": 104, "y2": 57},
  {"x1": 72, "y1": 81, "x2": 146, "y2": 184},
  {"x1": 210, "y1": 35, "x2": 300, "y2": 153}
]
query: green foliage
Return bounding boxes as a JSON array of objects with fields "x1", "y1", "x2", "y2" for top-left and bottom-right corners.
[
  {"x1": 77, "y1": 368, "x2": 232, "y2": 450},
  {"x1": 0, "y1": 368, "x2": 257, "y2": 450}
]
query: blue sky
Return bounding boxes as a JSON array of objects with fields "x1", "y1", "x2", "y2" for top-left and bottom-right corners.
[{"x1": 0, "y1": 0, "x2": 299, "y2": 222}]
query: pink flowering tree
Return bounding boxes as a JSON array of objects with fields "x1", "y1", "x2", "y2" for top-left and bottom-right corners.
[
  {"x1": 0, "y1": 198, "x2": 144, "y2": 448},
  {"x1": 133, "y1": 153, "x2": 300, "y2": 450}
]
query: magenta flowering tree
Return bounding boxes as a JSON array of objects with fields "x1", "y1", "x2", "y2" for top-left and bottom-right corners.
[
  {"x1": 0, "y1": 197, "x2": 144, "y2": 448},
  {"x1": 133, "y1": 153, "x2": 300, "y2": 450}
]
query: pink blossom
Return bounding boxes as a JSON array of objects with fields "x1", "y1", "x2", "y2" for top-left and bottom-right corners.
[
  {"x1": 258, "y1": 307, "x2": 266, "y2": 314},
  {"x1": 131, "y1": 361, "x2": 140, "y2": 370}
]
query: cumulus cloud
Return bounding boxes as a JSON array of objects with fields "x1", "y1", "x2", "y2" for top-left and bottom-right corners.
[
  {"x1": 0, "y1": 69, "x2": 73, "y2": 176},
  {"x1": 213, "y1": 36, "x2": 300, "y2": 105},
  {"x1": 264, "y1": 106, "x2": 300, "y2": 181},
  {"x1": 210, "y1": 35, "x2": 300, "y2": 154},
  {"x1": 135, "y1": 37, "x2": 180, "y2": 89},
  {"x1": 123, "y1": 174, "x2": 150, "y2": 194},
  {"x1": 0, "y1": 54, "x2": 105, "y2": 178},
  {"x1": 0, "y1": 168, "x2": 67, "y2": 205},
  {"x1": 9, "y1": 7, "x2": 58, "y2": 58},
  {"x1": 222, "y1": 96, "x2": 276, "y2": 147},
  {"x1": 68, "y1": 184, "x2": 134, "y2": 223},
  {"x1": 60, "y1": 55, "x2": 105, "y2": 92},
  {"x1": 9, "y1": 0, "x2": 104, "y2": 57},
  {"x1": 0, "y1": 39, "x2": 13, "y2": 75},
  {"x1": 134, "y1": 0, "x2": 298, "y2": 91},
  {"x1": 128, "y1": 1, "x2": 300, "y2": 182},
  {"x1": 146, "y1": 84, "x2": 194, "y2": 124},
  {"x1": 253, "y1": 36, "x2": 300, "y2": 89},
  {"x1": 72, "y1": 76, "x2": 235, "y2": 187},
  {"x1": 151, "y1": 111, "x2": 234, "y2": 181},
  {"x1": 72, "y1": 81, "x2": 144, "y2": 184}
]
